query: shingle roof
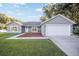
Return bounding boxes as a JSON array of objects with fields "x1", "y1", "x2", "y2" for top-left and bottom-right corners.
[{"x1": 22, "y1": 22, "x2": 41, "y2": 26}]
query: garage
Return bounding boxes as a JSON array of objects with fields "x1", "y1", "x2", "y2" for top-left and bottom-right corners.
[
  {"x1": 46, "y1": 24, "x2": 71, "y2": 36},
  {"x1": 41, "y1": 14, "x2": 76, "y2": 36}
]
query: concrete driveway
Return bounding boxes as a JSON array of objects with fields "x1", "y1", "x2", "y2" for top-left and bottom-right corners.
[{"x1": 50, "y1": 35, "x2": 79, "y2": 56}]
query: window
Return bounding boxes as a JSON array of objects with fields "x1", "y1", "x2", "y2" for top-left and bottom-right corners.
[
  {"x1": 32, "y1": 26, "x2": 37, "y2": 31},
  {"x1": 32, "y1": 28, "x2": 36, "y2": 31},
  {"x1": 12, "y1": 27, "x2": 17, "y2": 31}
]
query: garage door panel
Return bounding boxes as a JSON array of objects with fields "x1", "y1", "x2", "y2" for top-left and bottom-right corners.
[{"x1": 46, "y1": 24, "x2": 70, "y2": 36}]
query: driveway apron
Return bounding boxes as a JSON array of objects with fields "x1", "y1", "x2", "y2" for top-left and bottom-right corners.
[{"x1": 50, "y1": 36, "x2": 79, "y2": 56}]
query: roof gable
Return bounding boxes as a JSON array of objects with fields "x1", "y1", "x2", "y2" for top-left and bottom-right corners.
[
  {"x1": 6, "y1": 21, "x2": 22, "y2": 25},
  {"x1": 41, "y1": 14, "x2": 76, "y2": 25}
]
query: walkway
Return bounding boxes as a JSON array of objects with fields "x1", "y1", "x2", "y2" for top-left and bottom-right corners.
[
  {"x1": 18, "y1": 33, "x2": 43, "y2": 37},
  {"x1": 7, "y1": 33, "x2": 48, "y2": 39}
]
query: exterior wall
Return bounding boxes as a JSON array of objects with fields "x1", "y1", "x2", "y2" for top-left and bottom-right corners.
[
  {"x1": 41, "y1": 24, "x2": 46, "y2": 36},
  {"x1": 7, "y1": 22, "x2": 21, "y2": 33},
  {"x1": 31, "y1": 26, "x2": 41, "y2": 33},
  {"x1": 70, "y1": 24, "x2": 74, "y2": 35},
  {"x1": 45, "y1": 24, "x2": 71, "y2": 36},
  {"x1": 22, "y1": 26, "x2": 41, "y2": 33}
]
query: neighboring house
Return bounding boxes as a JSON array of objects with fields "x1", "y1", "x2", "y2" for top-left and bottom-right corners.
[
  {"x1": 6, "y1": 14, "x2": 76, "y2": 36},
  {"x1": 6, "y1": 21, "x2": 22, "y2": 33},
  {"x1": 6, "y1": 21, "x2": 41, "y2": 33}
]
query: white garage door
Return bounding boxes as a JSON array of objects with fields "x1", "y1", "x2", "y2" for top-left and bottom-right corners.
[{"x1": 46, "y1": 24, "x2": 71, "y2": 36}]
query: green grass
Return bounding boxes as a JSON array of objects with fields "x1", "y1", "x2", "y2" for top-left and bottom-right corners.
[
  {"x1": 0, "y1": 33, "x2": 18, "y2": 39},
  {"x1": 0, "y1": 33, "x2": 66, "y2": 56}
]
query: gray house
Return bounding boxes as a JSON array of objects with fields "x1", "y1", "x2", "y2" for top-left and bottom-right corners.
[
  {"x1": 6, "y1": 21, "x2": 41, "y2": 33},
  {"x1": 6, "y1": 14, "x2": 76, "y2": 36}
]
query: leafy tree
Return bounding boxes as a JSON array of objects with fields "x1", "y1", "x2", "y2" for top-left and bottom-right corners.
[
  {"x1": 43, "y1": 4, "x2": 55, "y2": 18},
  {"x1": 40, "y1": 16, "x2": 48, "y2": 22},
  {"x1": 0, "y1": 13, "x2": 11, "y2": 24},
  {"x1": 0, "y1": 13, "x2": 22, "y2": 29},
  {"x1": 41, "y1": 3, "x2": 79, "y2": 24}
]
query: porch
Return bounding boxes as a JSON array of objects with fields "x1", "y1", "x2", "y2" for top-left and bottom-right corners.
[{"x1": 21, "y1": 26, "x2": 41, "y2": 33}]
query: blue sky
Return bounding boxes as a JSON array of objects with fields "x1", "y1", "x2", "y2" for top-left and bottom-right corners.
[{"x1": 0, "y1": 3, "x2": 45, "y2": 22}]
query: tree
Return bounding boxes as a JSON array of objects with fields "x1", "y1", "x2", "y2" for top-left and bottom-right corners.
[
  {"x1": 0, "y1": 13, "x2": 11, "y2": 24},
  {"x1": 40, "y1": 16, "x2": 48, "y2": 22},
  {"x1": 43, "y1": 3, "x2": 55, "y2": 18},
  {"x1": 41, "y1": 3, "x2": 79, "y2": 24},
  {"x1": 0, "y1": 13, "x2": 22, "y2": 29}
]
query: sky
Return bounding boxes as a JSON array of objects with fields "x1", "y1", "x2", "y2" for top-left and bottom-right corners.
[{"x1": 0, "y1": 3, "x2": 45, "y2": 22}]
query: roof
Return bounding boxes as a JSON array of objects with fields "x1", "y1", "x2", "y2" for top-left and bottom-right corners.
[
  {"x1": 6, "y1": 21, "x2": 22, "y2": 25},
  {"x1": 6, "y1": 21, "x2": 41, "y2": 26},
  {"x1": 22, "y1": 22, "x2": 41, "y2": 26},
  {"x1": 41, "y1": 14, "x2": 76, "y2": 25}
]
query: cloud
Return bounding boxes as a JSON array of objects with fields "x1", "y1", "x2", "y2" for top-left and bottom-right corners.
[
  {"x1": 26, "y1": 15, "x2": 41, "y2": 22},
  {"x1": 0, "y1": 4, "x2": 3, "y2": 7},
  {"x1": 27, "y1": 15, "x2": 41, "y2": 18},
  {"x1": 35, "y1": 8, "x2": 42, "y2": 12},
  {"x1": 12, "y1": 4, "x2": 20, "y2": 8},
  {"x1": 25, "y1": 15, "x2": 41, "y2": 22},
  {"x1": 12, "y1": 3, "x2": 26, "y2": 5},
  {"x1": 12, "y1": 3, "x2": 26, "y2": 8},
  {"x1": 19, "y1": 3, "x2": 26, "y2": 5},
  {"x1": 7, "y1": 11, "x2": 13, "y2": 14},
  {"x1": 16, "y1": 13, "x2": 24, "y2": 16}
]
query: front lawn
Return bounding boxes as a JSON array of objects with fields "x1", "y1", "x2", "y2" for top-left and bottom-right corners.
[
  {"x1": 0, "y1": 33, "x2": 66, "y2": 56},
  {"x1": 0, "y1": 33, "x2": 18, "y2": 39}
]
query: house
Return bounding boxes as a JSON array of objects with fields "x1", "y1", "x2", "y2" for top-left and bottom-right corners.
[
  {"x1": 6, "y1": 21, "x2": 22, "y2": 33},
  {"x1": 6, "y1": 21, "x2": 41, "y2": 33},
  {"x1": 21, "y1": 22, "x2": 41, "y2": 33},
  {"x1": 6, "y1": 14, "x2": 76, "y2": 36},
  {"x1": 41, "y1": 14, "x2": 76, "y2": 36}
]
